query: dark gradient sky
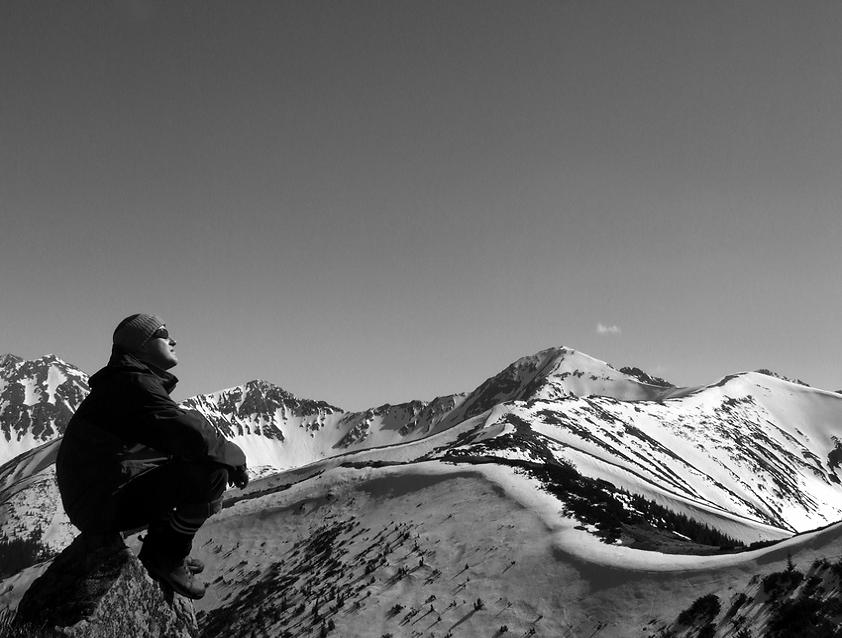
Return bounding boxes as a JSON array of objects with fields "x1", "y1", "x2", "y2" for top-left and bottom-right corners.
[{"x1": 3, "y1": 1, "x2": 842, "y2": 408}]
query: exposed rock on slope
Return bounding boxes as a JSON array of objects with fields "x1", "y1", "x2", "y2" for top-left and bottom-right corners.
[{"x1": 10, "y1": 534, "x2": 196, "y2": 637}]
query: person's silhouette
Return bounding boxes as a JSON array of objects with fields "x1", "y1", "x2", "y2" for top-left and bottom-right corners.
[{"x1": 57, "y1": 313, "x2": 248, "y2": 598}]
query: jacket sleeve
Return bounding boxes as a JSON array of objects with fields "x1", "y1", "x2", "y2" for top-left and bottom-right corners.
[{"x1": 117, "y1": 372, "x2": 247, "y2": 469}]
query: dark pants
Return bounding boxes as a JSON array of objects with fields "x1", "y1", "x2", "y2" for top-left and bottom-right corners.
[{"x1": 112, "y1": 459, "x2": 228, "y2": 562}]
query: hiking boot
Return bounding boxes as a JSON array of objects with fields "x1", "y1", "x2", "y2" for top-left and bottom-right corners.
[
  {"x1": 185, "y1": 556, "x2": 205, "y2": 574},
  {"x1": 139, "y1": 550, "x2": 207, "y2": 599}
]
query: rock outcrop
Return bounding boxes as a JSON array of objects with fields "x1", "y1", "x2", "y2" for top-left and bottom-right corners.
[{"x1": 9, "y1": 534, "x2": 197, "y2": 637}]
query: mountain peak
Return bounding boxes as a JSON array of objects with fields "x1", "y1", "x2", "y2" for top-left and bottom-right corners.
[
  {"x1": 206, "y1": 378, "x2": 343, "y2": 412},
  {"x1": 755, "y1": 368, "x2": 810, "y2": 387},
  {"x1": 447, "y1": 346, "x2": 675, "y2": 424},
  {"x1": 0, "y1": 353, "x2": 23, "y2": 368},
  {"x1": 32, "y1": 353, "x2": 77, "y2": 369},
  {"x1": 0, "y1": 353, "x2": 80, "y2": 371},
  {"x1": 241, "y1": 377, "x2": 295, "y2": 396},
  {"x1": 0, "y1": 354, "x2": 90, "y2": 465}
]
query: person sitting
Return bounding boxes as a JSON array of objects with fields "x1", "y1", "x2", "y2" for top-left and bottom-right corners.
[{"x1": 56, "y1": 313, "x2": 248, "y2": 599}]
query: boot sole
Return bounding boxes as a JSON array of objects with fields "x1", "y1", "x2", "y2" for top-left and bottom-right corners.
[{"x1": 141, "y1": 559, "x2": 207, "y2": 600}]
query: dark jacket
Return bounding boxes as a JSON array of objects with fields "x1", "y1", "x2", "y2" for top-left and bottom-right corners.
[{"x1": 56, "y1": 349, "x2": 246, "y2": 532}]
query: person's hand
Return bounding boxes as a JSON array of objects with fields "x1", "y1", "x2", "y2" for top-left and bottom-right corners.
[{"x1": 228, "y1": 465, "x2": 249, "y2": 489}]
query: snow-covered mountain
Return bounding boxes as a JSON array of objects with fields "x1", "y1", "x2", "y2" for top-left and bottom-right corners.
[
  {"x1": 0, "y1": 354, "x2": 88, "y2": 465},
  {"x1": 438, "y1": 347, "x2": 685, "y2": 431},
  {"x1": 0, "y1": 354, "x2": 466, "y2": 471},
  {"x1": 3, "y1": 346, "x2": 842, "y2": 543},
  {"x1": 183, "y1": 379, "x2": 465, "y2": 475},
  {"x1": 5, "y1": 345, "x2": 842, "y2": 636},
  {"x1": 0, "y1": 354, "x2": 469, "y2": 562},
  {"x1": 433, "y1": 348, "x2": 842, "y2": 538}
]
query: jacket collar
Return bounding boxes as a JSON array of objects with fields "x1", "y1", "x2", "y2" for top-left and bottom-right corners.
[{"x1": 98, "y1": 347, "x2": 180, "y2": 394}]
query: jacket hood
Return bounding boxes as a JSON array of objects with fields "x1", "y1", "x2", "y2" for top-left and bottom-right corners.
[{"x1": 88, "y1": 347, "x2": 179, "y2": 394}]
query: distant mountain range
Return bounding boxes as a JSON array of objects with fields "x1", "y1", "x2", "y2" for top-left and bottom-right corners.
[
  {"x1": 0, "y1": 353, "x2": 470, "y2": 468},
  {"x1": 183, "y1": 379, "x2": 465, "y2": 478},
  {"x1": 3, "y1": 347, "x2": 842, "y2": 541},
  {"x1": 4, "y1": 346, "x2": 842, "y2": 637}
]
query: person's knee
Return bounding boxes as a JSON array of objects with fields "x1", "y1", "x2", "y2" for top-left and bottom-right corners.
[
  {"x1": 168, "y1": 463, "x2": 227, "y2": 523},
  {"x1": 208, "y1": 465, "x2": 228, "y2": 499},
  {"x1": 175, "y1": 496, "x2": 222, "y2": 520},
  {"x1": 170, "y1": 460, "x2": 228, "y2": 503}
]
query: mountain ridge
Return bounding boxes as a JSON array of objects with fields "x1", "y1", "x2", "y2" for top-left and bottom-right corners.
[
  {"x1": 5, "y1": 346, "x2": 842, "y2": 636},
  {"x1": 3, "y1": 346, "x2": 842, "y2": 547}
]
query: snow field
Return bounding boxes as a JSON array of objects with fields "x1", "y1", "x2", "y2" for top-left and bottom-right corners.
[{"x1": 179, "y1": 460, "x2": 842, "y2": 638}]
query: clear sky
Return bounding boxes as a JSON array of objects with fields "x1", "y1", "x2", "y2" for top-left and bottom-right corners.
[{"x1": 3, "y1": 1, "x2": 841, "y2": 409}]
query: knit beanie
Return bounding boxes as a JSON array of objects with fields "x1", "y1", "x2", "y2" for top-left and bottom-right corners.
[{"x1": 113, "y1": 313, "x2": 165, "y2": 352}]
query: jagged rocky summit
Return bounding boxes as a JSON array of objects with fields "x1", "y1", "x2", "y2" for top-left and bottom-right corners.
[{"x1": 9, "y1": 534, "x2": 197, "y2": 637}]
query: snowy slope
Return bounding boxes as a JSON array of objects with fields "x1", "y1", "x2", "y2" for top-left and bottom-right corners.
[
  {"x1": 0, "y1": 439, "x2": 72, "y2": 556},
  {"x1": 434, "y1": 348, "x2": 842, "y2": 536},
  {"x1": 5, "y1": 455, "x2": 842, "y2": 637},
  {"x1": 174, "y1": 462, "x2": 842, "y2": 637}
]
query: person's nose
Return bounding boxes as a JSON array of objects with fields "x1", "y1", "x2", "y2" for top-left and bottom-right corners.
[{"x1": 169, "y1": 338, "x2": 177, "y2": 346}]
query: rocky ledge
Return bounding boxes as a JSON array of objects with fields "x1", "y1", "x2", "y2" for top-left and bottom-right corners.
[{"x1": 6, "y1": 534, "x2": 197, "y2": 637}]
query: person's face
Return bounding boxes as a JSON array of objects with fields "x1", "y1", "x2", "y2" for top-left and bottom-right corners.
[{"x1": 137, "y1": 325, "x2": 178, "y2": 370}]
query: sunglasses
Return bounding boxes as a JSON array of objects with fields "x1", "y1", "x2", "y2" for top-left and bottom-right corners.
[{"x1": 148, "y1": 326, "x2": 170, "y2": 341}]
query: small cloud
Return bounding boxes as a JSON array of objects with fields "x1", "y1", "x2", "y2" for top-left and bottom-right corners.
[{"x1": 596, "y1": 323, "x2": 622, "y2": 336}]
